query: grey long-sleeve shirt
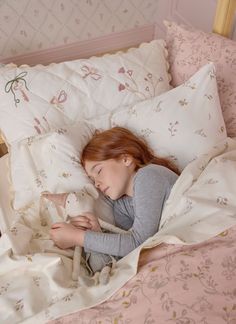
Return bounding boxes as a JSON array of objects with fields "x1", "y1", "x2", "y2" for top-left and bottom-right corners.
[{"x1": 84, "y1": 164, "x2": 178, "y2": 257}]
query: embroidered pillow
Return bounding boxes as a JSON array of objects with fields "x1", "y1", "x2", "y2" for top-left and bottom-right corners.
[
  {"x1": 0, "y1": 40, "x2": 171, "y2": 146},
  {"x1": 111, "y1": 63, "x2": 227, "y2": 171},
  {"x1": 164, "y1": 21, "x2": 236, "y2": 137}
]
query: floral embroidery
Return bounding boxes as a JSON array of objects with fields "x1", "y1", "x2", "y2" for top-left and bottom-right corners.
[
  {"x1": 154, "y1": 100, "x2": 163, "y2": 112},
  {"x1": 25, "y1": 255, "x2": 33, "y2": 262},
  {"x1": 59, "y1": 172, "x2": 72, "y2": 178},
  {"x1": 140, "y1": 128, "x2": 154, "y2": 138},
  {"x1": 9, "y1": 226, "x2": 18, "y2": 235},
  {"x1": 168, "y1": 121, "x2": 179, "y2": 137},
  {"x1": 5, "y1": 71, "x2": 29, "y2": 107},
  {"x1": 0, "y1": 283, "x2": 10, "y2": 295},
  {"x1": 34, "y1": 116, "x2": 50, "y2": 134},
  {"x1": 63, "y1": 293, "x2": 74, "y2": 302},
  {"x1": 195, "y1": 128, "x2": 207, "y2": 137},
  {"x1": 204, "y1": 94, "x2": 213, "y2": 100},
  {"x1": 70, "y1": 155, "x2": 80, "y2": 165},
  {"x1": 118, "y1": 66, "x2": 163, "y2": 99},
  {"x1": 15, "y1": 299, "x2": 24, "y2": 311},
  {"x1": 56, "y1": 128, "x2": 67, "y2": 135},
  {"x1": 184, "y1": 80, "x2": 196, "y2": 90},
  {"x1": 32, "y1": 276, "x2": 41, "y2": 287},
  {"x1": 35, "y1": 177, "x2": 43, "y2": 188},
  {"x1": 216, "y1": 196, "x2": 228, "y2": 206},
  {"x1": 204, "y1": 178, "x2": 219, "y2": 185},
  {"x1": 179, "y1": 98, "x2": 188, "y2": 106},
  {"x1": 222, "y1": 256, "x2": 236, "y2": 280}
]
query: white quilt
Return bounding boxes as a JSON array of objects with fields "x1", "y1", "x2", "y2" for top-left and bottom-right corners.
[{"x1": 0, "y1": 137, "x2": 236, "y2": 323}]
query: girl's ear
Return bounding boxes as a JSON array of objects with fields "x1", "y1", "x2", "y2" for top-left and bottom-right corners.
[{"x1": 123, "y1": 154, "x2": 133, "y2": 166}]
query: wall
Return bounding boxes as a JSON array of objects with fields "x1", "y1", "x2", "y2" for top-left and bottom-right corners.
[{"x1": 0, "y1": 0, "x2": 235, "y2": 64}]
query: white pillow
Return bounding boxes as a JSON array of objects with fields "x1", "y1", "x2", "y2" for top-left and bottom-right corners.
[
  {"x1": 111, "y1": 63, "x2": 227, "y2": 171},
  {"x1": 10, "y1": 120, "x2": 95, "y2": 209},
  {"x1": 0, "y1": 40, "x2": 171, "y2": 146}
]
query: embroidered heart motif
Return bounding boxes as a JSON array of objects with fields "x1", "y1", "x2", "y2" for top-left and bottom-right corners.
[
  {"x1": 118, "y1": 84, "x2": 125, "y2": 91},
  {"x1": 118, "y1": 67, "x2": 125, "y2": 73},
  {"x1": 50, "y1": 96, "x2": 57, "y2": 104}
]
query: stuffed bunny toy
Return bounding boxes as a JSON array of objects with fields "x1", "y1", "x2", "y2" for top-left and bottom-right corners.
[{"x1": 41, "y1": 184, "x2": 127, "y2": 285}]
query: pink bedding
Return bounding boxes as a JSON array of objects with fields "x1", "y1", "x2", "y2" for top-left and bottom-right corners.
[{"x1": 48, "y1": 224, "x2": 236, "y2": 324}]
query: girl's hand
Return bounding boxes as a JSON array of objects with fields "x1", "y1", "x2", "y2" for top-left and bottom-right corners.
[
  {"x1": 69, "y1": 215, "x2": 92, "y2": 230},
  {"x1": 49, "y1": 222, "x2": 85, "y2": 249},
  {"x1": 71, "y1": 212, "x2": 102, "y2": 232}
]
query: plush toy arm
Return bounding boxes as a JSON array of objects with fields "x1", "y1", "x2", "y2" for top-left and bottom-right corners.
[
  {"x1": 98, "y1": 218, "x2": 128, "y2": 234},
  {"x1": 72, "y1": 245, "x2": 82, "y2": 281}
]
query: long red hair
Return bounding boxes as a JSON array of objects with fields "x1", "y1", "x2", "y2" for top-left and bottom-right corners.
[{"x1": 81, "y1": 127, "x2": 179, "y2": 175}]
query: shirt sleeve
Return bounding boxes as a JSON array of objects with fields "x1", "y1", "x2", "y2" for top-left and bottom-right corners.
[{"x1": 84, "y1": 166, "x2": 177, "y2": 257}]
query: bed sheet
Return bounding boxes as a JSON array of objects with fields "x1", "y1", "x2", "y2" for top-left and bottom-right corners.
[{"x1": 48, "y1": 224, "x2": 236, "y2": 324}]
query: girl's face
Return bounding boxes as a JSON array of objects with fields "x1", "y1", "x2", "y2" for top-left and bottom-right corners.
[{"x1": 84, "y1": 157, "x2": 135, "y2": 200}]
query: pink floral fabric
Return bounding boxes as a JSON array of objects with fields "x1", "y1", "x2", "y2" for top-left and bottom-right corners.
[
  {"x1": 165, "y1": 21, "x2": 236, "y2": 138},
  {"x1": 48, "y1": 225, "x2": 236, "y2": 324}
]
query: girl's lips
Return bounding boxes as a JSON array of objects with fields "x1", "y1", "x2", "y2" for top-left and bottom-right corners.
[{"x1": 103, "y1": 187, "x2": 109, "y2": 194}]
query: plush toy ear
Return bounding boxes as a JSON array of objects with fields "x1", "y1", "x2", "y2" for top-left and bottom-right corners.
[
  {"x1": 84, "y1": 183, "x2": 99, "y2": 200},
  {"x1": 41, "y1": 192, "x2": 68, "y2": 208}
]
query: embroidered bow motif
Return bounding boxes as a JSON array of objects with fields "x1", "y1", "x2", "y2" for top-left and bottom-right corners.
[
  {"x1": 81, "y1": 65, "x2": 102, "y2": 80},
  {"x1": 5, "y1": 71, "x2": 29, "y2": 107}
]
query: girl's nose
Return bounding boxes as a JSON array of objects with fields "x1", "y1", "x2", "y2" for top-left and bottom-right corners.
[{"x1": 94, "y1": 179, "x2": 100, "y2": 189}]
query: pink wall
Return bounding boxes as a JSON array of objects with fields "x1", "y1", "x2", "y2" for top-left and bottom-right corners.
[{"x1": 0, "y1": 0, "x2": 235, "y2": 65}]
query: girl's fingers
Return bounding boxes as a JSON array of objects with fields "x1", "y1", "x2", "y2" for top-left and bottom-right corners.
[
  {"x1": 79, "y1": 212, "x2": 96, "y2": 221},
  {"x1": 71, "y1": 220, "x2": 91, "y2": 229},
  {"x1": 70, "y1": 215, "x2": 89, "y2": 222}
]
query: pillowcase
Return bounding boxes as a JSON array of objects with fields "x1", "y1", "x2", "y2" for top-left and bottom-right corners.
[
  {"x1": 111, "y1": 63, "x2": 227, "y2": 171},
  {"x1": 0, "y1": 40, "x2": 171, "y2": 146},
  {"x1": 10, "y1": 120, "x2": 95, "y2": 209},
  {"x1": 164, "y1": 21, "x2": 236, "y2": 137}
]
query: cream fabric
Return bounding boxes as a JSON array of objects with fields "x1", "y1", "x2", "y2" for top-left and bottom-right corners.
[
  {"x1": 0, "y1": 40, "x2": 171, "y2": 145},
  {"x1": 111, "y1": 63, "x2": 227, "y2": 171},
  {"x1": 10, "y1": 120, "x2": 95, "y2": 210},
  {"x1": 0, "y1": 137, "x2": 236, "y2": 323}
]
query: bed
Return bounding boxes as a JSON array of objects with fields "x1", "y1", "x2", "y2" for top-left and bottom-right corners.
[{"x1": 0, "y1": 0, "x2": 236, "y2": 323}]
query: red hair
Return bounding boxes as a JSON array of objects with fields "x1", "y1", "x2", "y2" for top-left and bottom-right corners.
[{"x1": 81, "y1": 127, "x2": 179, "y2": 175}]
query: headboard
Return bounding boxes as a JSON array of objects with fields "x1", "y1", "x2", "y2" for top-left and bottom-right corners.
[
  {"x1": 0, "y1": 0, "x2": 236, "y2": 155},
  {"x1": 213, "y1": 0, "x2": 236, "y2": 37}
]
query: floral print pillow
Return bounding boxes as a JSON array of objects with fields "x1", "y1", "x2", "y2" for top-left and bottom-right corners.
[
  {"x1": 111, "y1": 63, "x2": 227, "y2": 171},
  {"x1": 164, "y1": 21, "x2": 236, "y2": 138},
  {"x1": 10, "y1": 120, "x2": 95, "y2": 210},
  {"x1": 0, "y1": 40, "x2": 171, "y2": 145}
]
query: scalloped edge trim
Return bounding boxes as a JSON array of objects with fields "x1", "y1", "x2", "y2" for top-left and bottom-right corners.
[
  {"x1": 4, "y1": 39, "x2": 171, "y2": 81},
  {"x1": 4, "y1": 39, "x2": 163, "y2": 68}
]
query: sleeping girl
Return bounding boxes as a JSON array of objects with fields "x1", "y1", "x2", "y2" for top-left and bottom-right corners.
[{"x1": 49, "y1": 126, "x2": 179, "y2": 274}]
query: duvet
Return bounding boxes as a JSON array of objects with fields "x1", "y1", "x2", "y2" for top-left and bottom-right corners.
[{"x1": 0, "y1": 137, "x2": 236, "y2": 323}]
